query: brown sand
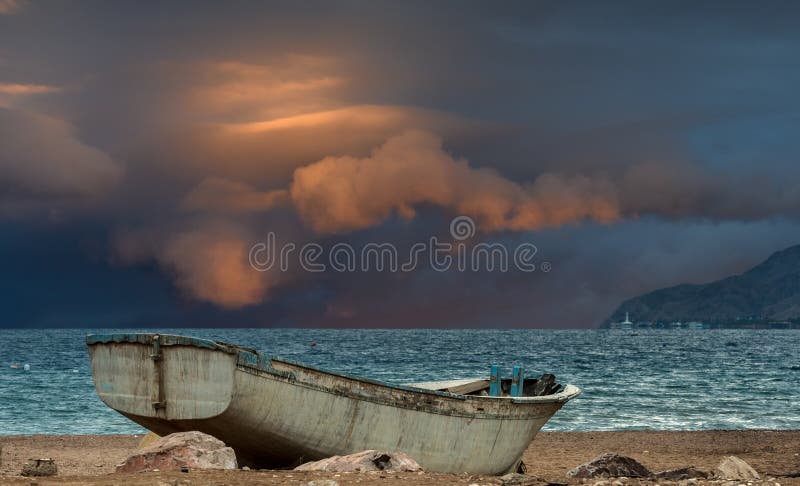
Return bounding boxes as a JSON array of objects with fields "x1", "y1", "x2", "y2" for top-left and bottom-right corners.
[{"x1": 1, "y1": 431, "x2": 798, "y2": 485}]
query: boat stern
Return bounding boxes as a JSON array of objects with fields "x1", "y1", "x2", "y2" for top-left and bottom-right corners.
[{"x1": 86, "y1": 333, "x2": 235, "y2": 421}]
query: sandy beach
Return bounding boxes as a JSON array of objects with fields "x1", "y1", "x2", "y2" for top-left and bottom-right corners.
[{"x1": 1, "y1": 430, "x2": 798, "y2": 485}]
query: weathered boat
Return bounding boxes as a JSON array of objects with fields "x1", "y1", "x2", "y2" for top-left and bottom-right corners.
[{"x1": 86, "y1": 333, "x2": 580, "y2": 475}]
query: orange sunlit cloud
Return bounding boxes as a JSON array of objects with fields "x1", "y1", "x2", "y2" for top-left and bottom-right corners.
[
  {"x1": 0, "y1": 83, "x2": 62, "y2": 108},
  {"x1": 171, "y1": 56, "x2": 347, "y2": 122},
  {"x1": 160, "y1": 229, "x2": 268, "y2": 308},
  {"x1": 114, "y1": 222, "x2": 281, "y2": 309},
  {"x1": 290, "y1": 130, "x2": 621, "y2": 233},
  {"x1": 0, "y1": 83, "x2": 60, "y2": 95}
]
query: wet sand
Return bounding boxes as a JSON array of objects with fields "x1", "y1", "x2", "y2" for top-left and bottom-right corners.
[{"x1": 1, "y1": 430, "x2": 798, "y2": 485}]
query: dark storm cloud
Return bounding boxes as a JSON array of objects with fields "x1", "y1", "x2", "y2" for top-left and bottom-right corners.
[{"x1": 2, "y1": 1, "x2": 800, "y2": 326}]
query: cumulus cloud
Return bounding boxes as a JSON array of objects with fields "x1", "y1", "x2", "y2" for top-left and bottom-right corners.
[
  {"x1": 114, "y1": 222, "x2": 277, "y2": 309},
  {"x1": 0, "y1": 107, "x2": 123, "y2": 213},
  {"x1": 290, "y1": 130, "x2": 620, "y2": 233}
]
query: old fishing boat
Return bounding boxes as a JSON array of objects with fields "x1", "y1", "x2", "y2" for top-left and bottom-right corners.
[{"x1": 86, "y1": 333, "x2": 580, "y2": 475}]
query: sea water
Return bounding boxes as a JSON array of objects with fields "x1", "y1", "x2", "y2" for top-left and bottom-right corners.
[{"x1": 0, "y1": 329, "x2": 798, "y2": 435}]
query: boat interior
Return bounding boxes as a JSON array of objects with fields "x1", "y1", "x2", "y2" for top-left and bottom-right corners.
[{"x1": 407, "y1": 373, "x2": 563, "y2": 397}]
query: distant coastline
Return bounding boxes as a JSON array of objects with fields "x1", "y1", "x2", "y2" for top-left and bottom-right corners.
[
  {"x1": 605, "y1": 244, "x2": 800, "y2": 329},
  {"x1": 601, "y1": 320, "x2": 800, "y2": 330}
]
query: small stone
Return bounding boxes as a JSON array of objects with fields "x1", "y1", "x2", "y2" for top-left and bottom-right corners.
[
  {"x1": 301, "y1": 481, "x2": 340, "y2": 486},
  {"x1": 21, "y1": 458, "x2": 57, "y2": 477},
  {"x1": 499, "y1": 472, "x2": 545, "y2": 485},
  {"x1": 242, "y1": 465, "x2": 250, "y2": 471},
  {"x1": 593, "y1": 481, "x2": 609, "y2": 486}
]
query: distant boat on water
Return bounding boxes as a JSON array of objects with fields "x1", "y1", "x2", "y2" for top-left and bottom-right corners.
[
  {"x1": 86, "y1": 333, "x2": 580, "y2": 475},
  {"x1": 609, "y1": 312, "x2": 634, "y2": 329}
]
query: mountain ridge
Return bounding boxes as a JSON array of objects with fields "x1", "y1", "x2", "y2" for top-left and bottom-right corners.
[{"x1": 603, "y1": 244, "x2": 800, "y2": 327}]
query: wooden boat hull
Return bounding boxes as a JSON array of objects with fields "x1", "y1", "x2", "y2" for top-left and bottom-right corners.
[{"x1": 87, "y1": 333, "x2": 580, "y2": 475}]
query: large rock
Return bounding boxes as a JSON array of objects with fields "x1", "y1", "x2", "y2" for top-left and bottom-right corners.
[
  {"x1": 295, "y1": 450, "x2": 422, "y2": 472},
  {"x1": 116, "y1": 431, "x2": 237, "y2": 473},
  {"x1": 21, "y1": 458, "x2": 57, "y2": 477},
  {"x1": 714, "y1": 455, "x2": 760, "y2": 480},
  {"x1": 566, "y1": 453, "x2": 651, "y2": 478}
]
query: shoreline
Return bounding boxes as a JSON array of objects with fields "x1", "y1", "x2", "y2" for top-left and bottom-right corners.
[{"x1": 1, "y1": 430, "x2": 798, "y2": 484}]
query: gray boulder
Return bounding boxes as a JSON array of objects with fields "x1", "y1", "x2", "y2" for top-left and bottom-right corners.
[
  {"x1": 116, "y1": 431, "x2": 237, "y2": 473},
  {"x1": 21, "y1": 458, "x2": 57, "y2": 477},
  {"x1": 714, "y1": 455, "x2": 760, "y2": 480},
  {"x1": 566, "y1": 453, "x2": 651, "y2": 478},
  {"x1": 295, "y1": 450, "x2": 422, "y2": 472}
]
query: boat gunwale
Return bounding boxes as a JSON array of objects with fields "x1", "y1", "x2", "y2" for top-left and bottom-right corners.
[{"x1": 86, "y1": 333, "x2": 580, "y2": 404}]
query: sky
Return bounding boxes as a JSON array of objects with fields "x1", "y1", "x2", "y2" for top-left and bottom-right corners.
[{"x1": 2, "y1": 0, "x2": 800, "y2": 328}]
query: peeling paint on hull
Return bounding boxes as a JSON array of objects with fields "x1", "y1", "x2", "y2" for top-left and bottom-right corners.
[{"x1": 87, "y1": 333, "x2": 580, "y2": 475}]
